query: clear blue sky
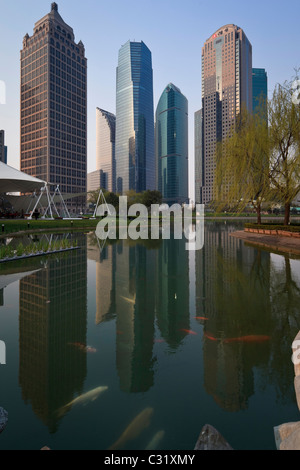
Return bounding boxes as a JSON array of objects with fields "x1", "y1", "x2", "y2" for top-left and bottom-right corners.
[{"x1": 0, "y1": 0, "x2": 299, "y2": 201}]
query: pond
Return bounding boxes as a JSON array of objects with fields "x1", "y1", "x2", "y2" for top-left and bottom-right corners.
[{"x1": 0, "y1": 221, "x2": 299, "y2": 450}]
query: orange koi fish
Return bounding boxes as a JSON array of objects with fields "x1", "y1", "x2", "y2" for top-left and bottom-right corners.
[
  {"x1": 204, "y1": 332, "x2": 218, "y2": 342},
  {"x1": 180, "y1": 329, "x2": 198, "y2": 336},
  {"x1": 194, "y1": 317, "x2": 209, "y2": 321},
  {"x1": 224, "y1": 335, "x2": 270, "y2": 344}
]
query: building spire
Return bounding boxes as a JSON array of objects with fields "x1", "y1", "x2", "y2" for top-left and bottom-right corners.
[{"x1": 51, "y1": 2, "x2": 58, "y2": 12}]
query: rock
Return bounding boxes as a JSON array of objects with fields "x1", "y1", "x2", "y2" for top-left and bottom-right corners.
[
  {"x1": 0, "y1": 407, "x2": 8, "y2": 434},
  {"x1": 292, "y1": 332, "x2": 300, "y2": 377},
  {"x1": 280, "y1": 425, "x2": 300, "y2": 451},
  {"x1": 295, "y1": 376, "x2": 300, "y2": 411},
  {"x1": 194, "y1": 424, "x2": 233, "y2": 450},
  {"x1": 274, "y1": 422, "x2": 300, "y2": 450}
]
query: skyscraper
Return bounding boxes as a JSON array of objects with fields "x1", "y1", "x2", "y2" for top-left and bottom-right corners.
[
  {"x1": 115, "y1": 40, "x2": 155, "y2": 194},
  {"x1": 96, "y1": 108, "x2": 116, "y2": 193},
  {"x1": 252, "y1": 68, "x2": 268, "y2": 115},
  {"x1": 194, "y1": 110, "x2": 203, "y2": 204},
  {"x1": 20, "y1": 3, "x2": 87, "y2": 211},
  {"x1": 0, "y1": 130, "x2": 7, "y2": 164},
  {"x1": 155, "y1": 83, "x2": 188, "y2": 206},
  {"x1": 199, "y1": 24, "x2": 253, "y2": 205}
]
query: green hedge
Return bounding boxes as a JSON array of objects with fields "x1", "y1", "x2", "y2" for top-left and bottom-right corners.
[{"x1": 245, "y1": 223, "x2": 300, "y2": 232}]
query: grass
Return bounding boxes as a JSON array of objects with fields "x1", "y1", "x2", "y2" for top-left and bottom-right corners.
[
  {"x1": 0, "y1": 218, "x2": 99, "y2": 237},
  {"x1": 0, "y1": 238, "x2": 77, "y2": 261}
]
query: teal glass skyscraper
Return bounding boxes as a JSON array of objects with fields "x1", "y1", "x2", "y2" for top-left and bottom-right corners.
[
  {"x1": 252, "y1": 68, "x2": 268, "y2": 115},
  {"x1": 115, "y1": 41, "x2": 155, "y2": 194},
  {"x1": 155, "y1": 83, "x2": 189, "y2": 206}
]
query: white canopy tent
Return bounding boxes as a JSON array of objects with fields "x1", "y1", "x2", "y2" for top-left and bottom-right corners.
[
  {"x1": 0, "y1": 161, "x2": 46, "y2": 193},
  {"x1": 0, "y1": 162, "x2": 76, "y2": 219}
]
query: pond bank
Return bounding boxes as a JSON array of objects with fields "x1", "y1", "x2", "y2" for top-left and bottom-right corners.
[{"x1": 230, "y1": 231, "x2": 300, "y2": 257}]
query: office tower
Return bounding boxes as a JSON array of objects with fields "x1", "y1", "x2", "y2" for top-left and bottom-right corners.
[
  {"x1": 87, "y1": 169, "x2": 102, "y2": 193},
  {"x1": 194, "y1": 109, "x2": 203, "y2": 204},
  {"x1": 115, "y1": 40, "x2": 155, "y2": 194},
  {"x1": 200, "y1": 25, "x2": 253, "y2": 205},
  {"x1": 252, "y1": 68, "x2": 268, "y2": 115},
  {"x1": 96, "y1": 108, "x2": 116, "y2": 193},
  {"x1": 20, "y1": 3, "x2": 87, "y2": 211},
  {"x1": 155, "y1": 83, "x2": 189, "y2": 206},
  {"x1": 0, "y1": 130, "x2": 7, "y2": 164}
]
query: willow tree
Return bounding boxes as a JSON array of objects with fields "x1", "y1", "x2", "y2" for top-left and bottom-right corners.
[
  {"x1": 214, "y1": 105, "x2": 270, "y2": 224},
  {"x1": 268, "y1": 77, "x2": 300, "y2": 226}
]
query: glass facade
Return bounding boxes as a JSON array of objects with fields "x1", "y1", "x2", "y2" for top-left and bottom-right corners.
[
  {"x1": 115, "y1": 41, "x2": 155, "y2": 194},
  {"x1": 0, "y1": 130, "x2": 7, "y2": 164},
  {"x1": 155, "y1": 83, "x2": 188, "y2": 206},
  {"x1": 252, "y1": 68, "x2": 268, "y2": 116},
  {"x1": 96, "y1": 108, "x2": 116, "y2": 193},
  {"x1": 20, "y1": 3, "x2": 87, "y2": 211},
  {"x1": 201, "y1": 25, "x2": 253, "y2": 205},
  {"x1": 194, "y1": 109, "x2": 203, "y2": 204}
]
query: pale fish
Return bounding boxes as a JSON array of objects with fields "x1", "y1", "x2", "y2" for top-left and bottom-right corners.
[
  {"x1": 57, "y1": 386, "x2": 108, "y2": 417},
  {"x1": 145, "y1": 430, "x2": 165, "y2": 450},
  {"x1": 109, "y1": 407, "x2": 154, "y2": 450},
  {"x1": 121, "y1": 295, "x2": 136, "y2": 305}
]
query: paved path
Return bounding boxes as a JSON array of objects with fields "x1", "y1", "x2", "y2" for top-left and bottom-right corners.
[{"x1": 230, "y1": 231, "x2": 300, "y2": 256}]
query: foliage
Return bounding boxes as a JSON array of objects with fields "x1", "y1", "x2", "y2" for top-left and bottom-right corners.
[
  {"x1": 268, "y1": 75, "x2": 300, "y2": 225},
  {"x1": 214, "y1": 105, "x2": 270, "y2": 224}
]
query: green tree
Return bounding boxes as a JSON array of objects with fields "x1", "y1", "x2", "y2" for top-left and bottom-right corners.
[
  {"x1": 214, "y1": 105, "x2": 270, "y2": 224},
  {"x1": 268, "y1": 76, "x2": 300, "y2": 225},
  {"x1": 141, "y1": 190, "x2": 163, "y2": 209}
]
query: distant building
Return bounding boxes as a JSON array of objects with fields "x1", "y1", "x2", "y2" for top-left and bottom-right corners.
[
  {"x1": 155, "y1": 83, "x2": 189, "y2": 205},
  {"x1": 0, "y1": 130, "x2": 7, "y2": 164},
  {"x1": 87, "y1": 169, "x2": 102, "y2": 193},
  {"x1": 20, "y1": 3, "x2": 87, "y2": 212},
  {"x1": 200, "y1": 24, "x2": 253, "y2": 205},
  {"x1": 96, "y1": 108, "x2": 116, "y2": 193},
  {"x1": 252, "y1": 68, "x2": 268, "y2": 117},
  {"x1": 115, "y1": 40, "x2": 155, "y2": 194}
]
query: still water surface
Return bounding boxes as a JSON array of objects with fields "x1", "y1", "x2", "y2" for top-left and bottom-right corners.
[{"x1": 0, "y1": 222, "x2": 300, "y2": 450}]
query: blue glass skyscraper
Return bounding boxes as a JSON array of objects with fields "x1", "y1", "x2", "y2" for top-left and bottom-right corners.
[
  {"x1": 115, "y1": 41, "x2": 155, "y2": 194},
  {"x1": 155, "y1": 83, "x2": 189, "y2": 205}
]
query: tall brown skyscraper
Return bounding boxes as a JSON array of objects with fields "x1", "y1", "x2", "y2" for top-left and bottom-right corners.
[
  {"x1": 196, "y1": 24, "x2": 252, "y2": 205},
  {"x1": 20, "y1": 3, "x2": 87, "y2": 211}
]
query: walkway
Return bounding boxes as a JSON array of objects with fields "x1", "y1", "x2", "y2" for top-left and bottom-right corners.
[{"x1": 230, "y1": 231, "x2": 300, "y2": 257}]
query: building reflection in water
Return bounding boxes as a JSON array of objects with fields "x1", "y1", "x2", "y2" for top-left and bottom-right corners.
[
  {"x1": 196, "y1": 222, "x2": 272, "y2": 411},
  {"x1": 87, "y1": 235, "x2": 115, "y2": 324},
  {"x1": 18, "y1": 234, "x2": 88, "y2": 433},
  {"x1": 87, "y1": 234, "x2": 190, "y2": 394},
  {"x1": 156, "y1": 238, "x2": 190, "y2": 349}
]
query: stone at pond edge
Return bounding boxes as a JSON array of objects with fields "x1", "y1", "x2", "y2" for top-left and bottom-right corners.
[
  {"x1": 274, "y1": 422, "x2": 300, "y2": 450},
  {"x1": 194, "y1": 424, "x2": 233, "y2": 450},
  {"x1": 293, "y1": 331, "x2": 300, "y2": 377},
  {"x1": 294, "y1": 376, "x2": 300, "y2": 411},
  {"x1": 0, "y1": 408, "x2": 8, "y2": 434}
]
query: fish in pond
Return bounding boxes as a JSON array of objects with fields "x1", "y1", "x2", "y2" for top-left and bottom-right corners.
[
  {"x1": 145, "y1": 430, "x2": 165, "y2": 451},
  {"x1": 109, "y1": 407, "x2": 154, "y2": 450},
  {"x1": 224, "y1": 335, "x2": 270, "y2": 344},
  {"x1": 57, "y1": 386, "x2": 108, "y2": 417},
  {"x1": 180, "y1": 329, "x2": 198, "y2": 336}
]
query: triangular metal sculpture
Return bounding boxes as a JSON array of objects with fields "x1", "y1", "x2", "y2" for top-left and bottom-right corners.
[
  {"x1": 28, "y1": 184, "x2": 71, "y2": 220},
  {"x1": 91, "y1": 189, "x2": 111, "y2": 219}
]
